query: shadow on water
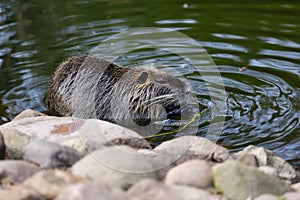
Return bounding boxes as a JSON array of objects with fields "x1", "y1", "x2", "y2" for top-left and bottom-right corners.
[{"x1": 0, "y1": 0, "x2": 300, "y2": 169}]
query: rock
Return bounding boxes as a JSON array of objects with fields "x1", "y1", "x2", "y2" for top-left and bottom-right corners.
[
  {"x1": 253, "y1": 194, "x2": 280, "y2": 200},
  {"x1": 152, "y1": 136, "x2": 229, "y2": 179},
  {"x1": 165, "y1": 159, "x2": 212, "y2": 188},
  {"x1": 233, "y1": 145, "x2": 298, "y2": 181},
  {"x1": 71, "y1": 145, "x2": 156, "y2": 189},
  {"x1": 0, "y1": 116, "x2": 150, "y2": 158},
  {"x1": 62, "y1": 138, "x2": 103, "y2": 155},
  {"x1": 128, "y1": 179, "x2": 224, "y2": 200},
  {"x1": 283, "y1": 192, "x2": 300, "y2": 200},
  {"x1": 212, "y1": 161, "x2": 293, "y2": 200},
  {"x1": 0, "y1": 133, "x2": 5, "y2": 159},
  {"x1": 13, "y1": 109, "x2": 46, "y2": 121},
  {"x1": 127, "y1": 179, "x2": 179, "y2": 200},
  {"x1": 258, "y1": 166, "x2": 277, "y2": 177},
  {"x1": 170, "y1": 185, "x2": 227, "y2": 200},
  {"x1": 237, "y1": 154, "x2": 258, "y2": 167},
  {"x1": 55, "y1": 181, "x2": 129, "y2": 200},
  {"x1": 292, "y1": 182, "x2": 300, "y2": 191},
  {"x1": 0, "y1": 160, "x2": 39, "y2": 184},
  {"x1": 22, "y1": 140, "x2": 83, "y2": 168},
  {"x1": 0, "y1": 185, "x2": 43, "y2": 200},
  {"x1": 155, "y1": 136, "x2": 229, "y2": 162},
  {"x1": 23, "y1": 169, "x2": 85, "y2": 199}
]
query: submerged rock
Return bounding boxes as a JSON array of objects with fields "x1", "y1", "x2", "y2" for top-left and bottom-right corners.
[
  {"x1": 212, "y1": 161, "x2": 293, "y2": 200},
  {"x1": 22, "y1": 140, "x2": 82, "y2": 168}
]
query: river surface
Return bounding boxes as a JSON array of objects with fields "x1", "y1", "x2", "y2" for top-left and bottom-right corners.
[{"x1": 0, "y1": 0, "x2": 300, "y2": 169}]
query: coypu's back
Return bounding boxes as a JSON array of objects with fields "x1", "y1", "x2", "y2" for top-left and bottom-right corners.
[
  {"x1": 47, "y1": 55, "x2": 189, "y2": 127},
  {"x1": 47, "y1": 55, "x2": 128, "y2": 117}
]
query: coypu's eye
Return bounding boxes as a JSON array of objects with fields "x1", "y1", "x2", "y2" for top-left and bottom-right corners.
[{"x1": 137, "y1": 72, "x2": 148, "y2": 83}]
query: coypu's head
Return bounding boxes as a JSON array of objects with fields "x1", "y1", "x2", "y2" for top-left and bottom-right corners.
[{"x1": 110, "y1": 67, "x2": 190, "y2": 126}]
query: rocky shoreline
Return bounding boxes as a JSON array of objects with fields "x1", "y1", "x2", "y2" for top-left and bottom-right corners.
[{"x1": 0, "y1": 109, "x2": 299, "y2": 200}]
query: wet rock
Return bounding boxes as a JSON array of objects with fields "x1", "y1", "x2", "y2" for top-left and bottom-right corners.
[
  {"x1": 23, "y1": 169, "x2": 85, "y2": 199},
  {"x1": 71, "y1": 145, "x2": 156, "y2": 189},
  {"x1": 0, "y1": 160, "x2": 39, "y2": 184},
  {"x1": 283, "y1": 192, "x2": 300, "y2": 200},
  {"x1": 155, "y1": 136, "x2": 229, "y2": 162},
  {"x1": 22, "y1": 140, "x2": 82, "y2": 168},
  {"x1": 0, "y1": 185, "x2": 43, "y2": 200},
  {"x1": 165, "y1": 159, "x2": 212, "y2": 188},
  {"x1": 0, "y1": 116, "x2": 150, "y2": 158},
  {"x1": 55, "y1": 181, "x2": 129, "y2": 200},
  {"x1": 233, "y1": 145, "x2": 298, "y2": 181},
  {"x1": 212, "y1": 161, "x2": 293, "y2": 200},
  {"x1": 253, "y1": 194, "x2": 280, "y2": 200},
  {"x1": 13, "y1": 109, "x2": 46, "y2": 121},
  {"x1": 0, "y1": 133, "x2": 5, "y2": 159},
  {"x1": 127, "y1": 179, "x2": 179, "y2": 200}
]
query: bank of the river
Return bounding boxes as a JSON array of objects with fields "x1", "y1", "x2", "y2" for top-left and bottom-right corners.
[{"x1": 0, "y1": 109, "x2": 299, "y2": 200}]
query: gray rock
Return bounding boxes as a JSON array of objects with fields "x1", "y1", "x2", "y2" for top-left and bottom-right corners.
[
  {"x1": 55, "y1": 181, "x2": 129, "y2": 200},
  {"x1": 0, "y1": 133, "x2": 5, "y2": 159},
  {"x1": 165, "y1": 159, "x2": 212, "y2": 188},
  {"x1": 170, "y1": 185, "x2": 227, "y2": 200},
  {"x1": 0, "y1": 116, "x2": 150, "y2": 158},
  {"x1": 22, "y1": 140, "x2": 82, "y2": 168},
  {"x1": 0, "y1": 160, "x2": 39, "y2": 184},
  {"x1": 13, "y1": 109, "x2": 46, "y2": 121},
  {"x1": 128, "y1": 179, "x2": 224, "y2": 200},
  {"x1": 0, "y1": 185, "x2": 43, "y2": 200},
  {"x1": 127, "y1": 179, "x2": 180, "y2": 200},
  {"x1": 233, "y1": 145, "x2": 298, "y2": 181},
  {"x1": 212, "y1": 161, "x2": 294, "y2": 200},
  {"x1": 237, "y1": 154, "x2": 258, "y2": 167},
  {"x1": 62, "y1": 138, "x2": 103, "y2": 155},
  {"x1": 258, "y1": 166, "x2": 277, "y2": 177},
  {"x1": 292, "y1": 182, "x2": 300, "y2": 192},
  {"x1": 24, "y1": 169, "x2": 85, "y2": 199},
  {"x1": 155, "y1": 136, "x2": 229, "y2": 162},
  {"x1": 71, "y1": 145, "x2": 156, "y2": 189},
  {"x1": 253, "y1": 194, "x2": 280, "y2": 200},
  {"x1": 283, "y1": 192, "x2": 300, "y2": 200},
  {"x1": 152, "y1": 136, "x2": 229, "y2": 179}
]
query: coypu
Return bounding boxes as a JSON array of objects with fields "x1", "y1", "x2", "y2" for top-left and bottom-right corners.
[{"x1": 47, "y1": 55, "x2": 189, "y2": 127}]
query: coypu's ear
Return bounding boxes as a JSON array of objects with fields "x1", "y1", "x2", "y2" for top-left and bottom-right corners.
[{"x1": 137, "y1": 71, "x2": 148, "y2": 83}]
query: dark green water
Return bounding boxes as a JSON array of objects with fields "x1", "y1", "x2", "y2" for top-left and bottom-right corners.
[{"x1": 0, "y1": 0, "x2": 300, "y2": 168}]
